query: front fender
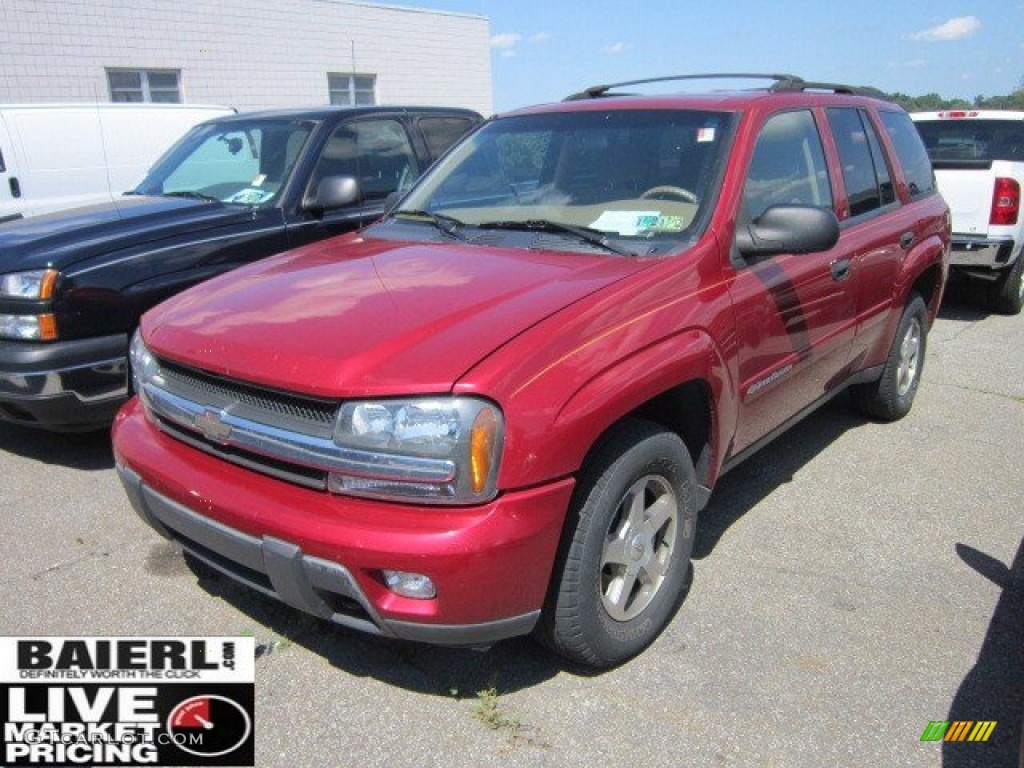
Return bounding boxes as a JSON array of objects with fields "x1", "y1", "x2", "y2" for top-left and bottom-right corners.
[{"x1": 483, "y1": 326, "x2": 736, "y2": 491}]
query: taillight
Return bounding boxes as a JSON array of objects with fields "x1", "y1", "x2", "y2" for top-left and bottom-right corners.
[{"x1": 990, "y1": 177, "x2": 1020, "y2": 226}]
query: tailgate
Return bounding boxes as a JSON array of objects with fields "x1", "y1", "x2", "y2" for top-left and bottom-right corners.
[{"x1": 933, "y1": 167, "x2": 994, "y2": 236}]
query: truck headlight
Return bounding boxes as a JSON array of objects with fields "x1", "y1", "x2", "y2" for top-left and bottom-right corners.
[
  {"x1": 129, "y1": 329, "x2": 161, "y2": 404},
  {"x1": 329, "y1": 397, "x2": 503, "y2": 504},
  {"x1": 0, "y1": 269, "x2": 59, "y2": 340},
  {"x1": 0, "y1": 269, "x2": 58, "y2": 300},
  {"x1": 0, "y1": 313, "x2": 57, "y2": 340}
]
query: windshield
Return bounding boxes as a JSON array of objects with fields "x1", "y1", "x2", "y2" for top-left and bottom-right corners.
[
  {"x1": 395, "y1": 109, "x2": 731, "y2": 251},
  {"x1": 133, "y1": 119, "x2": 315, "y2": 204},
  {"x1": 915, "y1": 118, "x2": 1024, "y2": 163}
]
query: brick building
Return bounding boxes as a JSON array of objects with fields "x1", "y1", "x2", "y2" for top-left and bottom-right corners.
[{"x1": 0, "y1": 0, "x2": 492, "y2": 115}]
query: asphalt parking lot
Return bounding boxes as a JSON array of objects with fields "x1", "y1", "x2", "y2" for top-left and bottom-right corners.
[{"x1": 1, "y1": 282, "x2": 1021, "y2": 768}]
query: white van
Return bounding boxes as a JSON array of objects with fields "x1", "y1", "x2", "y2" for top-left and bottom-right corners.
[{"x1": 0, "y1": 103, "x2": 234, "y2": 222}]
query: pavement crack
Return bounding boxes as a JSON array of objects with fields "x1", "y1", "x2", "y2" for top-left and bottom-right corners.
[{"x1": 33, "y1": 550, "x2": 111, "y2": 580}]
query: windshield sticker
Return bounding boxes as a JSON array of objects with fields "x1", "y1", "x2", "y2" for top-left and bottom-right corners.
[
  {"x1": 225, "y1": 188, "x2": 273, "y2": 205},
  {"x1": 591, "y1": 210, "x2": 662, "y2": 236},
  {"x1": 251, "y1": 173, "x2": 267, "y2": 188},
  {"x1": 697, "y1": 126, "x2": 716, "y2": 143},
  {"x1": 642, "y1": 215, "x2": 685, "y2": 232}
]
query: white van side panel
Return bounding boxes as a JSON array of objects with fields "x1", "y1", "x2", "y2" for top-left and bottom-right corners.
[
  {"x1": 0, "y1": 114, "x2": 20, "y2": 222},
  {"x1": 8, "y1": 107, "x2": 108, "y2": 216}
]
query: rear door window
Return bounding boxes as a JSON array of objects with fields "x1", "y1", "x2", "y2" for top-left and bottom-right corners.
[
  {"x1": 418, "y1": 117, "x2": 476, "y2": 160},
  {"x1": 879, "y1": 111, "x2": 936, "y2": 199}
]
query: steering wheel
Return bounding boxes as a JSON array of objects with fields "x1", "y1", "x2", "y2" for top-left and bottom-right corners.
[{"x1": 639, "y1": 185, "x2": 699, "y2": 204}]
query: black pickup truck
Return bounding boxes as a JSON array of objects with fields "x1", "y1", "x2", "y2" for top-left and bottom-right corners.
[{"x1": 0, "y1": 105, "x2": 481, "y2": 431}]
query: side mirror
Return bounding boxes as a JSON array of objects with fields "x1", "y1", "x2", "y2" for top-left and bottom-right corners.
[
  {"x1": 303, "y1": 175, "x2": 360, "y2": 213},
  {"x1": 736, "y1": 205, "x2": 840, "y2": 258}
]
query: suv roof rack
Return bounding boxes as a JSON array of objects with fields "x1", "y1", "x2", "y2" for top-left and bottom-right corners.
[{"x1": 564, "y1": 73, "x2": 889, "y2": 101}]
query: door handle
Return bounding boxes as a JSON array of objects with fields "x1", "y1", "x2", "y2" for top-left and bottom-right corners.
[
  {"x1": 9, "y1": 177, "x2": 20, "y2": 199},
  {"x1": 830, "y1": 258, "x2": 851, "y2": 282},
  {"x1": 900, "y1": 231, "x2": 915, "y2": 249}
]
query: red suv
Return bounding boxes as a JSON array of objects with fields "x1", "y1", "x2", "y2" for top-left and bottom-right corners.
[{"x1": 114, "y1": 75, "x2": 950, "y2": 668}]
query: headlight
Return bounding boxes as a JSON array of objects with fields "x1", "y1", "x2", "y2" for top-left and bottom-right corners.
[
  {"x1": 129, "y1": 329, "x2": 161, "y2": 403},
  {"x1": 329, "y1": 397, "x2": 503, "y2": 504},
  {"x1": 0, "y1": 313, "x2": 57, "y2": 340},
  {"x1": 0, "y1": 269, "x2": 59, "y2": 340},
  {"x1": 0, "y1": 269, "x2": 58, "y2": 300}
]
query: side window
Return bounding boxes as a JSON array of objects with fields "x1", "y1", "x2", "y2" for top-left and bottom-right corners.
[
  {"x1": 878, "y1": 111, "x2": 936, "y2": 199},
  {"x1": 826, "y1": 108, "x2": 894, "y2": 217},
  {"x1": 742, "y1": 110, "x2": 832, "y2": 222},
  {"x1": 418, "y1": 117, "x2": 476, "y2": 160},
  {"x1": 311, "y1": 119, "x2": 420, "y2": 203}
]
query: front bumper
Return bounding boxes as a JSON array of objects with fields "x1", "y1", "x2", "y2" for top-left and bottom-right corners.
[
  {"x1": 0, "y1": 333, "x2": 129, "y2": 431},
  {"x1": 112, "y1": 399, "x2": 573, "y2": 646}
]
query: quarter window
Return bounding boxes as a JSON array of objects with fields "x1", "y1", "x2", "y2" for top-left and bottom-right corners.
[
  {"x1": 827, "y1": 108, "x2": 895, "y2": 217},
  {"x1": 742, "y1": 110, "x2": 832, "y2": 222},
  {"x1": 328, "y1": 74, "x2": 376, "y2": 107},
  {"x1": 107, "y1": 69, "x2": 181, "y2": 103}
]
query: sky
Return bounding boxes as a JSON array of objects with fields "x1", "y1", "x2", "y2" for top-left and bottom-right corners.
[{"x1": 390, "y1": 0, "x2": 1023, "y2": 113}]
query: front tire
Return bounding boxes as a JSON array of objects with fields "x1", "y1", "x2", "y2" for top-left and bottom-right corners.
[
  {"x1": 852, "y1": 293, "x2": 928, "y2": 421},
  {"x1": 536, "y1": 420, "x2": 697, "y2": 668}
]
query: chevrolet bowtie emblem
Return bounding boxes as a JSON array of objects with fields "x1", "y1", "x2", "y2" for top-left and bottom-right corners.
[{"x1": 194, "y1": 408, "x2": 232, "y2": 444}]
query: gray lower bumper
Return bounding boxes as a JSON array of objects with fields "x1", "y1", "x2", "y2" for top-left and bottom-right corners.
[
  {"x1": 117, "y1": 464, "x2": 539, "y2": 647},
  {"x1": 949, "y1": 237, "x2": 1017, "y2": 269}
]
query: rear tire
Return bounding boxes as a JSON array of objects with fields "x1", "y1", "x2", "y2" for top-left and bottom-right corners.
[
  {"x1": 988, "y1": 256, "x2": 1024, "y2": 315},
  {"x1": 535, "y1": 420, "x2": 697, "y2": 668},
  {"x1": 852, "y1": 293, "x2": 928, "y2": 422}
]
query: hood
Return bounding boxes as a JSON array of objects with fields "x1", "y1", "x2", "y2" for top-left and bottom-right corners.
[
  {"x1": 0, "y1": 196, "x2": 255, "y2": 273},
  {"x1": 145, "y1": 234, "x2": 652, "y2": 397}
]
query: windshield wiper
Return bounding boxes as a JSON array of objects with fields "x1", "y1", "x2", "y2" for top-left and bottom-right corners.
[
  {"x1": 163, "y1": 190, "x2": 221, "y2": 203},
  {"x1": 393, "y1": 209, "x2": 468, "y2": 241},
  {"x1": 476, "y1": 219, "x2": 635, "y2": 257}
]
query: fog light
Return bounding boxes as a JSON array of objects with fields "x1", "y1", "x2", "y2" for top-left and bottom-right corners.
[{"x1": 381, "y1": 570, "x2": 436, "y2": 599}]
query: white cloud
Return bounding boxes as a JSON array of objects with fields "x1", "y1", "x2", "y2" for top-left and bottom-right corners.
[
  {"x1": 528, "y1": 32, "x2": 552, "y2": 44},
  {"x1": 905, "y1": 16, "x2": 981, "y2": 43},
  {"x1": 501, "y1": 49, "x2": 517, "y2": 59},
  {"x1": 490, "y1": 33, "x2": 522, "y2": 50},
  {"x1": 601, "y1": 42, "x2": 632, "y2": 55}
]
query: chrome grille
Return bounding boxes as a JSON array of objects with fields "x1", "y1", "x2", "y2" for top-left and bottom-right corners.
[
  {"x1": 159, "y1": 359, "x2": 337, "y2": 435},
  {"x1": 147, "y1": 359, "x2": 343, "y2": 489}
]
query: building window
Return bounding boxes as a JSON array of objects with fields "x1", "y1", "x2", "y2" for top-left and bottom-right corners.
[
  {"x1": 328, "y1": 74, "x2": 376, "y2": 107},
  {"x1": 107, "y1": 69, "x2": 182, "y2": 103}
]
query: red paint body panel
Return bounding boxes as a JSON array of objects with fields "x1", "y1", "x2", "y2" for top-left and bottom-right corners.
[{"x1": 144, "y1": 232, "x2": 648, "y2": 397}]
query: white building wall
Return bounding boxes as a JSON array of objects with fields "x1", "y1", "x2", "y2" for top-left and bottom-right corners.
[{"x1": 0, "y1": 0, "x2": 492, "y2": 115}]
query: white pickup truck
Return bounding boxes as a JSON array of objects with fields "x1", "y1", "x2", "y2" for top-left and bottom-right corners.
[{"x1": 912, "y1": 110, "x2": 1024, "y2": 314}]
